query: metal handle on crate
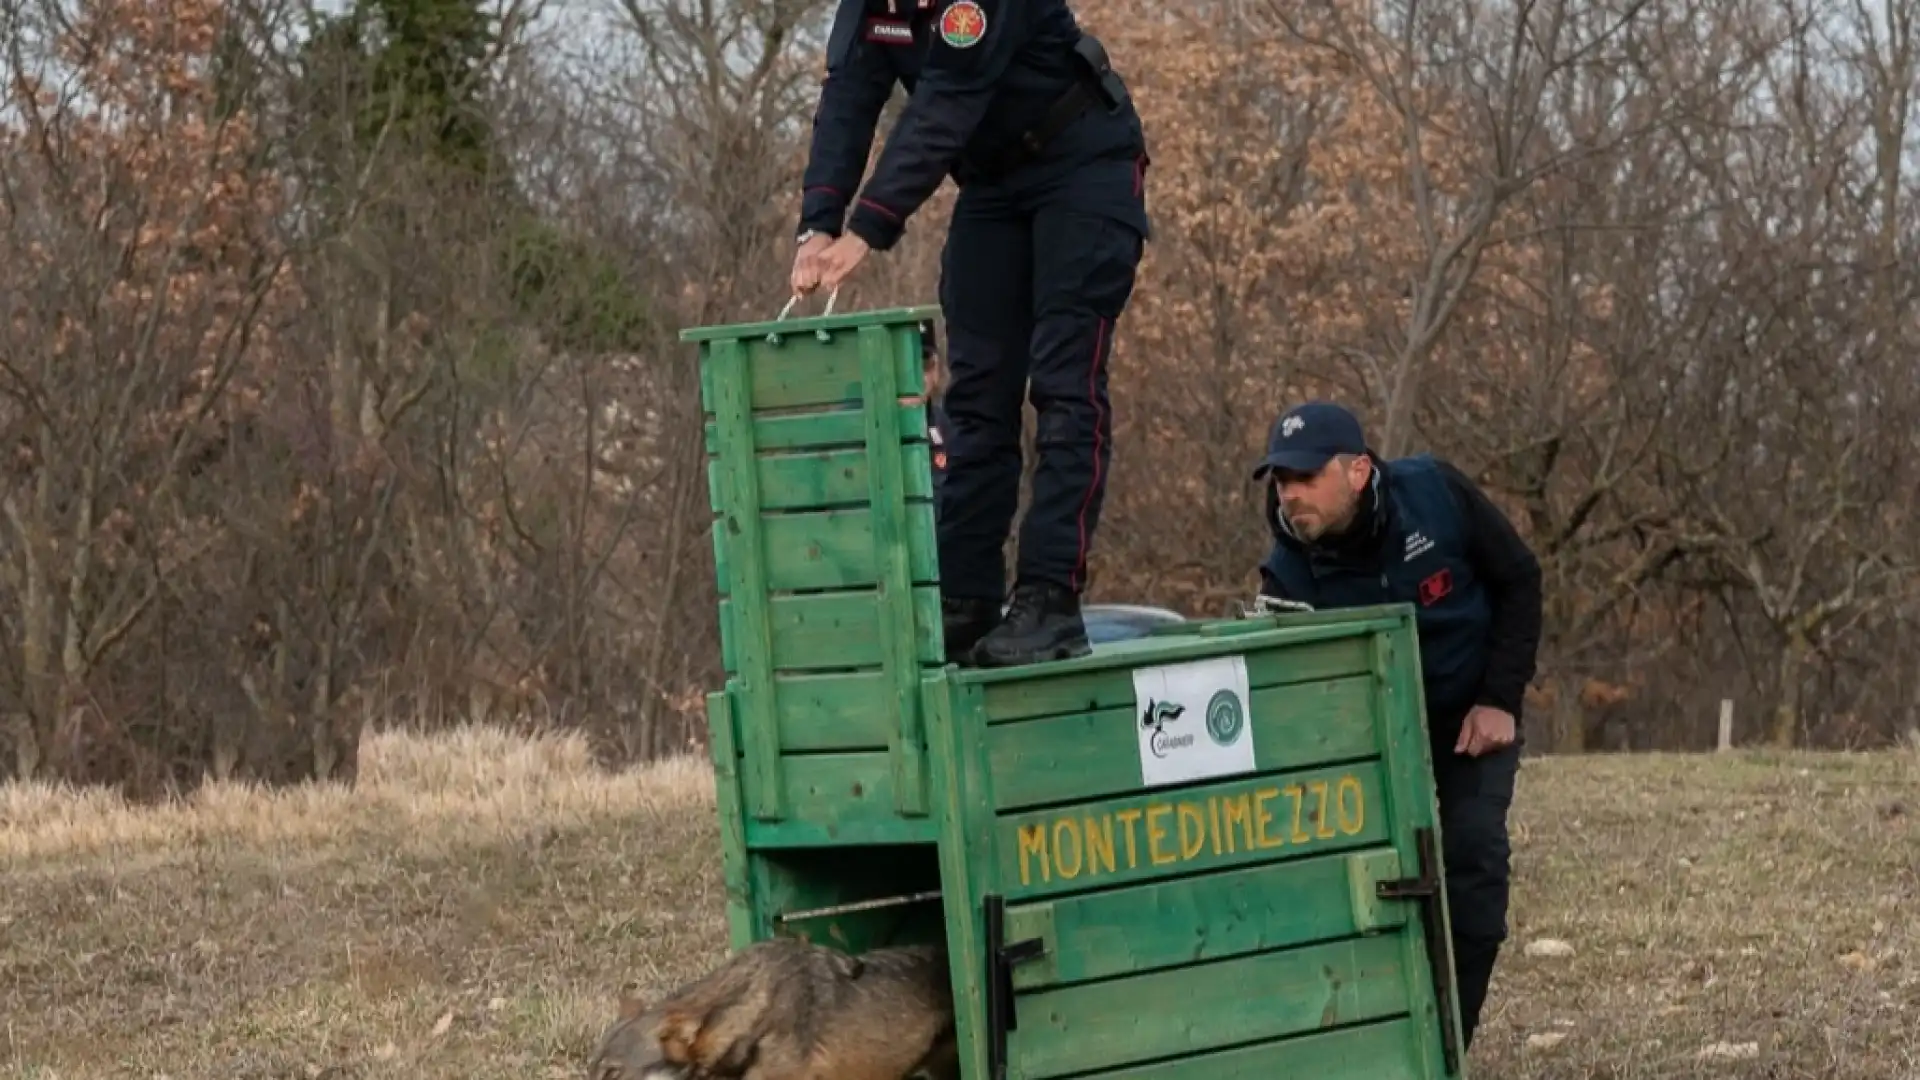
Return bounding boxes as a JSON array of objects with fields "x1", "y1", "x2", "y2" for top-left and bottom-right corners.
[
  {"x1": 767, "y1": 287, "x2": 840, "y2": 344},
  {"x1": 1237, "y1": 593, "x2": 1316, "y2": 618}
]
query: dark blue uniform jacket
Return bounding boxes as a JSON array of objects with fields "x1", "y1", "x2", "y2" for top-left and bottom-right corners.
[
  {"x1": 800, "y1": 0, "x2": 1144, "y2": 251},
  {"x1": 1257, "y1": 454, "x2": 1543, "y2": 734}
]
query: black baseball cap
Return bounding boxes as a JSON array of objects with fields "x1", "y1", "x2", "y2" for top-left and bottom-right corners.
[{"x1": 1251, "y1": 401, "x2": 1368, "y2": 479}]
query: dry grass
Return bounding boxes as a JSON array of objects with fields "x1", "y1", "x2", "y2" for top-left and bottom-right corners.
[
  {"x1": 0, "y1": 728, "x2": 728, "y2": 1080},
  {"x1": 1, "y1": 729, "x2": 1915, "y2": 1079}
]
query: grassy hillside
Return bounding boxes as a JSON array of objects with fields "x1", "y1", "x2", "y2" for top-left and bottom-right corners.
[{"x1": 2, "y1": 728, "x2": 1914, "y2": 1079}]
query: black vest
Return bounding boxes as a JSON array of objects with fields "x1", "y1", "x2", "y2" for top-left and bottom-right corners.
[{"x1": 1260, "y1": 454, "x2": 1494, "y2": 724}]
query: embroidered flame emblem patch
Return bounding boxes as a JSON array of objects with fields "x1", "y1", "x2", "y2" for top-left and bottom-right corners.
[{"x1": 938, "y1": 0, "x2": 986, "y2": 48}]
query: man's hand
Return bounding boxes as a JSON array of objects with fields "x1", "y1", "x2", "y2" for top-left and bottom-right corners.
[
  {"x1": 816, "y1": 233, "x2": 871, "y2": 291},
  {"x1": 791, "y1": 233, "x2": 834, "y2": 295},
  {"x1": 1455, "y1": 705, "x2": 1516, "y2": 757}
]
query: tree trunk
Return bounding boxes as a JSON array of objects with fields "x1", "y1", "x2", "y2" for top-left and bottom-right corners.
[
  {"x1": 8, "y1": 446, "x2": 58, "y2": 779},
  {"x1": 1549, "y1": 672, "x2": 1588, "y2": 755},
  {"x1": 1771, "y1": 629, "x2": 1809, "y2": 748}
]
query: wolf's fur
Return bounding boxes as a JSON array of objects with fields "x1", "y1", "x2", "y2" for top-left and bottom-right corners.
[{"x1": 588, "y1": 938, "x2": 957, "y2": 1080}]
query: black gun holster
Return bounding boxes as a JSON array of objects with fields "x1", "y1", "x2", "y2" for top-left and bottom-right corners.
[{"x1": 955, "y1": 33, "x2": 1130, "y2": 183}]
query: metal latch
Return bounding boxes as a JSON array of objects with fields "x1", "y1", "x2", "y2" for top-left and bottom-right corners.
[
  {"x1": 983, "y1": 894, "x2": 1048, "y2": 1080},
  {"x1": 1376, "y1": 828, "x2": 1463, "y2": 1075}
]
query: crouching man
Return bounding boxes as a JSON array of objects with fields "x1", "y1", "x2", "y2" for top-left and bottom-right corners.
[{"x1": 1249, "y1": 400, "x2": 1543, "y2": 1050}]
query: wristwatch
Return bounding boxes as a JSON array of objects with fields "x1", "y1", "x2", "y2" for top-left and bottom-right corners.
[{"x1": 797, "y1": 229, "x2": 822, "y2": 246}]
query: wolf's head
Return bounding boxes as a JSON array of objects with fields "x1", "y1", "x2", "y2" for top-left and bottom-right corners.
[{"x1": 589, "y1": 991, "x2": 702, "y2": 1080}]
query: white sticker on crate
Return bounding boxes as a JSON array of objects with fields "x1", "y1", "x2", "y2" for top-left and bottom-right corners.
[{"x1": 1132, "y1": 654, "x2": 1257, "y2": 787}]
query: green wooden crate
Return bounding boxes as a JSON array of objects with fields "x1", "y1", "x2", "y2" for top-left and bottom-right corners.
[
  {"x1": 930, "y1": 609, "x2": 1469, "y2": 1080},
  {"x1": 685, "y1": 303, "x2": 947, "y2": 849},
  {"x1": 684, "y1": 308, "x2": 1467, "y2": 1080}
]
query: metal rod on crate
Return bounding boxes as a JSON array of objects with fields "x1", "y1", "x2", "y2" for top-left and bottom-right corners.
[{"x1": 772, "y1": 889, "x2": 944, "y2": 924}]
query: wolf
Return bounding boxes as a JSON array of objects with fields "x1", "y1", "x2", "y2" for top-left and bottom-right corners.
[{"x1": 588, "y1": 937, "x2": 958, "y2": 1080}]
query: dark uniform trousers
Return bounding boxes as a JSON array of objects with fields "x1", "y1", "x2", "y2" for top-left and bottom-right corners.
[
  {"x1": 1432, "y1": 731, "x2": 1520, "y2": 1048},
  {"x1": 937, "y1": 149, "x2": 1147, "y2": 597},
  {"x1": 797, "y1": 0, "x2": 1151, "y2": 654}
]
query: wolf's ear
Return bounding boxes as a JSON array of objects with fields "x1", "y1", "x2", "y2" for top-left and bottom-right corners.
[{"x1": 656, "y1": 1010, "x2": 699, "y2": 1063}]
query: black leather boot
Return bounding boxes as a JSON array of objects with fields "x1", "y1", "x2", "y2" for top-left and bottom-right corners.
[
  {"x1": 968, "y1": 581, "x2": 1089, "y2": 668},
  {"x1": 941, "y1": 596, "x2": 1002, "y2": 663}
]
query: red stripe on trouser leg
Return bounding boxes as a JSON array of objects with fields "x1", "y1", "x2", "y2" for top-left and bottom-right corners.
[{"x1": 1070, "y1": 316, "x2": 1110, "y2": 592}]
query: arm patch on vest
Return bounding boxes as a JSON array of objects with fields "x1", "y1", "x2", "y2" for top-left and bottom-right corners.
[{"x1": 1417, "y1": 568, "x2": 1454, "y2": 606}]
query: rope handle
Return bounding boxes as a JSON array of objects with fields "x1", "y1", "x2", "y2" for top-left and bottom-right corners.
[
  {"x1": 766, "y1": 287, "x2": 840, "y2": 344},
  {"x1": 774, "y1": 286, "x2": 839, "y2": 322}
]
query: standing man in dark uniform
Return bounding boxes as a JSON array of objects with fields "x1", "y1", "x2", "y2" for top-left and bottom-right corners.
[
  {"x1": 1248, "y1": 400, "x2": 1542, "y2": 1052},
  {"x1": 790, "y1": 0, "x2": 1151, "y2": 668}
]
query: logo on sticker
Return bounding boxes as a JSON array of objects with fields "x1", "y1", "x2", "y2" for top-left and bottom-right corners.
[
  {"x1": 1140, "y1": 699, "x2": 1192, "y2": 759},
  {"x1": 1204, "y1": 689, "x2": 1245, "y2": 747},
  {"x1": 938, "y1": 0, "x2": 987, "y2": 47},
  {"x1": 1140, "y1": 698, "x2": 1184, "y2": 733}
]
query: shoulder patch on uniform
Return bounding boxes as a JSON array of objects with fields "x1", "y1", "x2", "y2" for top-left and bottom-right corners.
[{"x1": 937, "y1": 0, "x2": 987, "y2": 47}]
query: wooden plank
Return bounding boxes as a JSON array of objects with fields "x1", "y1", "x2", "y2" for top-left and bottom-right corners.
[
  {"x1": 720, "y1": 587, "x2": 943, "y2": 674},
  {"x1": 702, "y1": 402, "x2": 929, "y2": 455},
  {"x1": 857, "y1": 324, "x2": 930, "y2": 817},
  {"x1": 927, "y1": 676, "x2": 996, "y2": 1080},
  {"x1": 1001, "y1": 846, "x2": 1410, "y2": 991},
  {"x1": 1370, "y1": 626, "x2": 1462, "y2": 1072},
  {"x1": 708, "y1": 338, "x2": 782, "y2": 820},
  {"x1": 705, "y1": 443, "x2": 935, "y2": 512},
  {"x1": 710, "y1": 506, "x2": 940, "y2": 595},
  {"x1": 743, "y1": 816, "x2": 936, "y2": 847},
  {"x1": 682, "y1": 303, "x2": 941, "y2": 345},
  {"x1": 987, "y1": 675, "x2": 1380, "y2": 811},
  {"x1": 771, "y1": 671, "x2": 898, "y2": 751},
  {"x1": 1073, "y1": 1018, "x2": 1425, "y2": 1080},
  {"x1": 1348, "y1": 848, "x2": 1405, "y2": 933},
  {"x1": 699, "y1": 327, "x2": 924, "y2": 412},
  {"x1": 1005, "y1": 934, "x2": 1410, "y2": 1080},
  {"x1": 964, "y1": 616, "x2": 1402, "y2": 695},
  {"x1": 995, "y1": 761, "x2": 1391, "y2": 900},
  {"x1": 755, "y1": 751, "x2": 915, "y2": 844},
  {"x1": 977, "y1": 634, "x2": 1375, "y2": 722},
  {"x1": 706, "y1": 689, "x2": 755, "y2": 950}
]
